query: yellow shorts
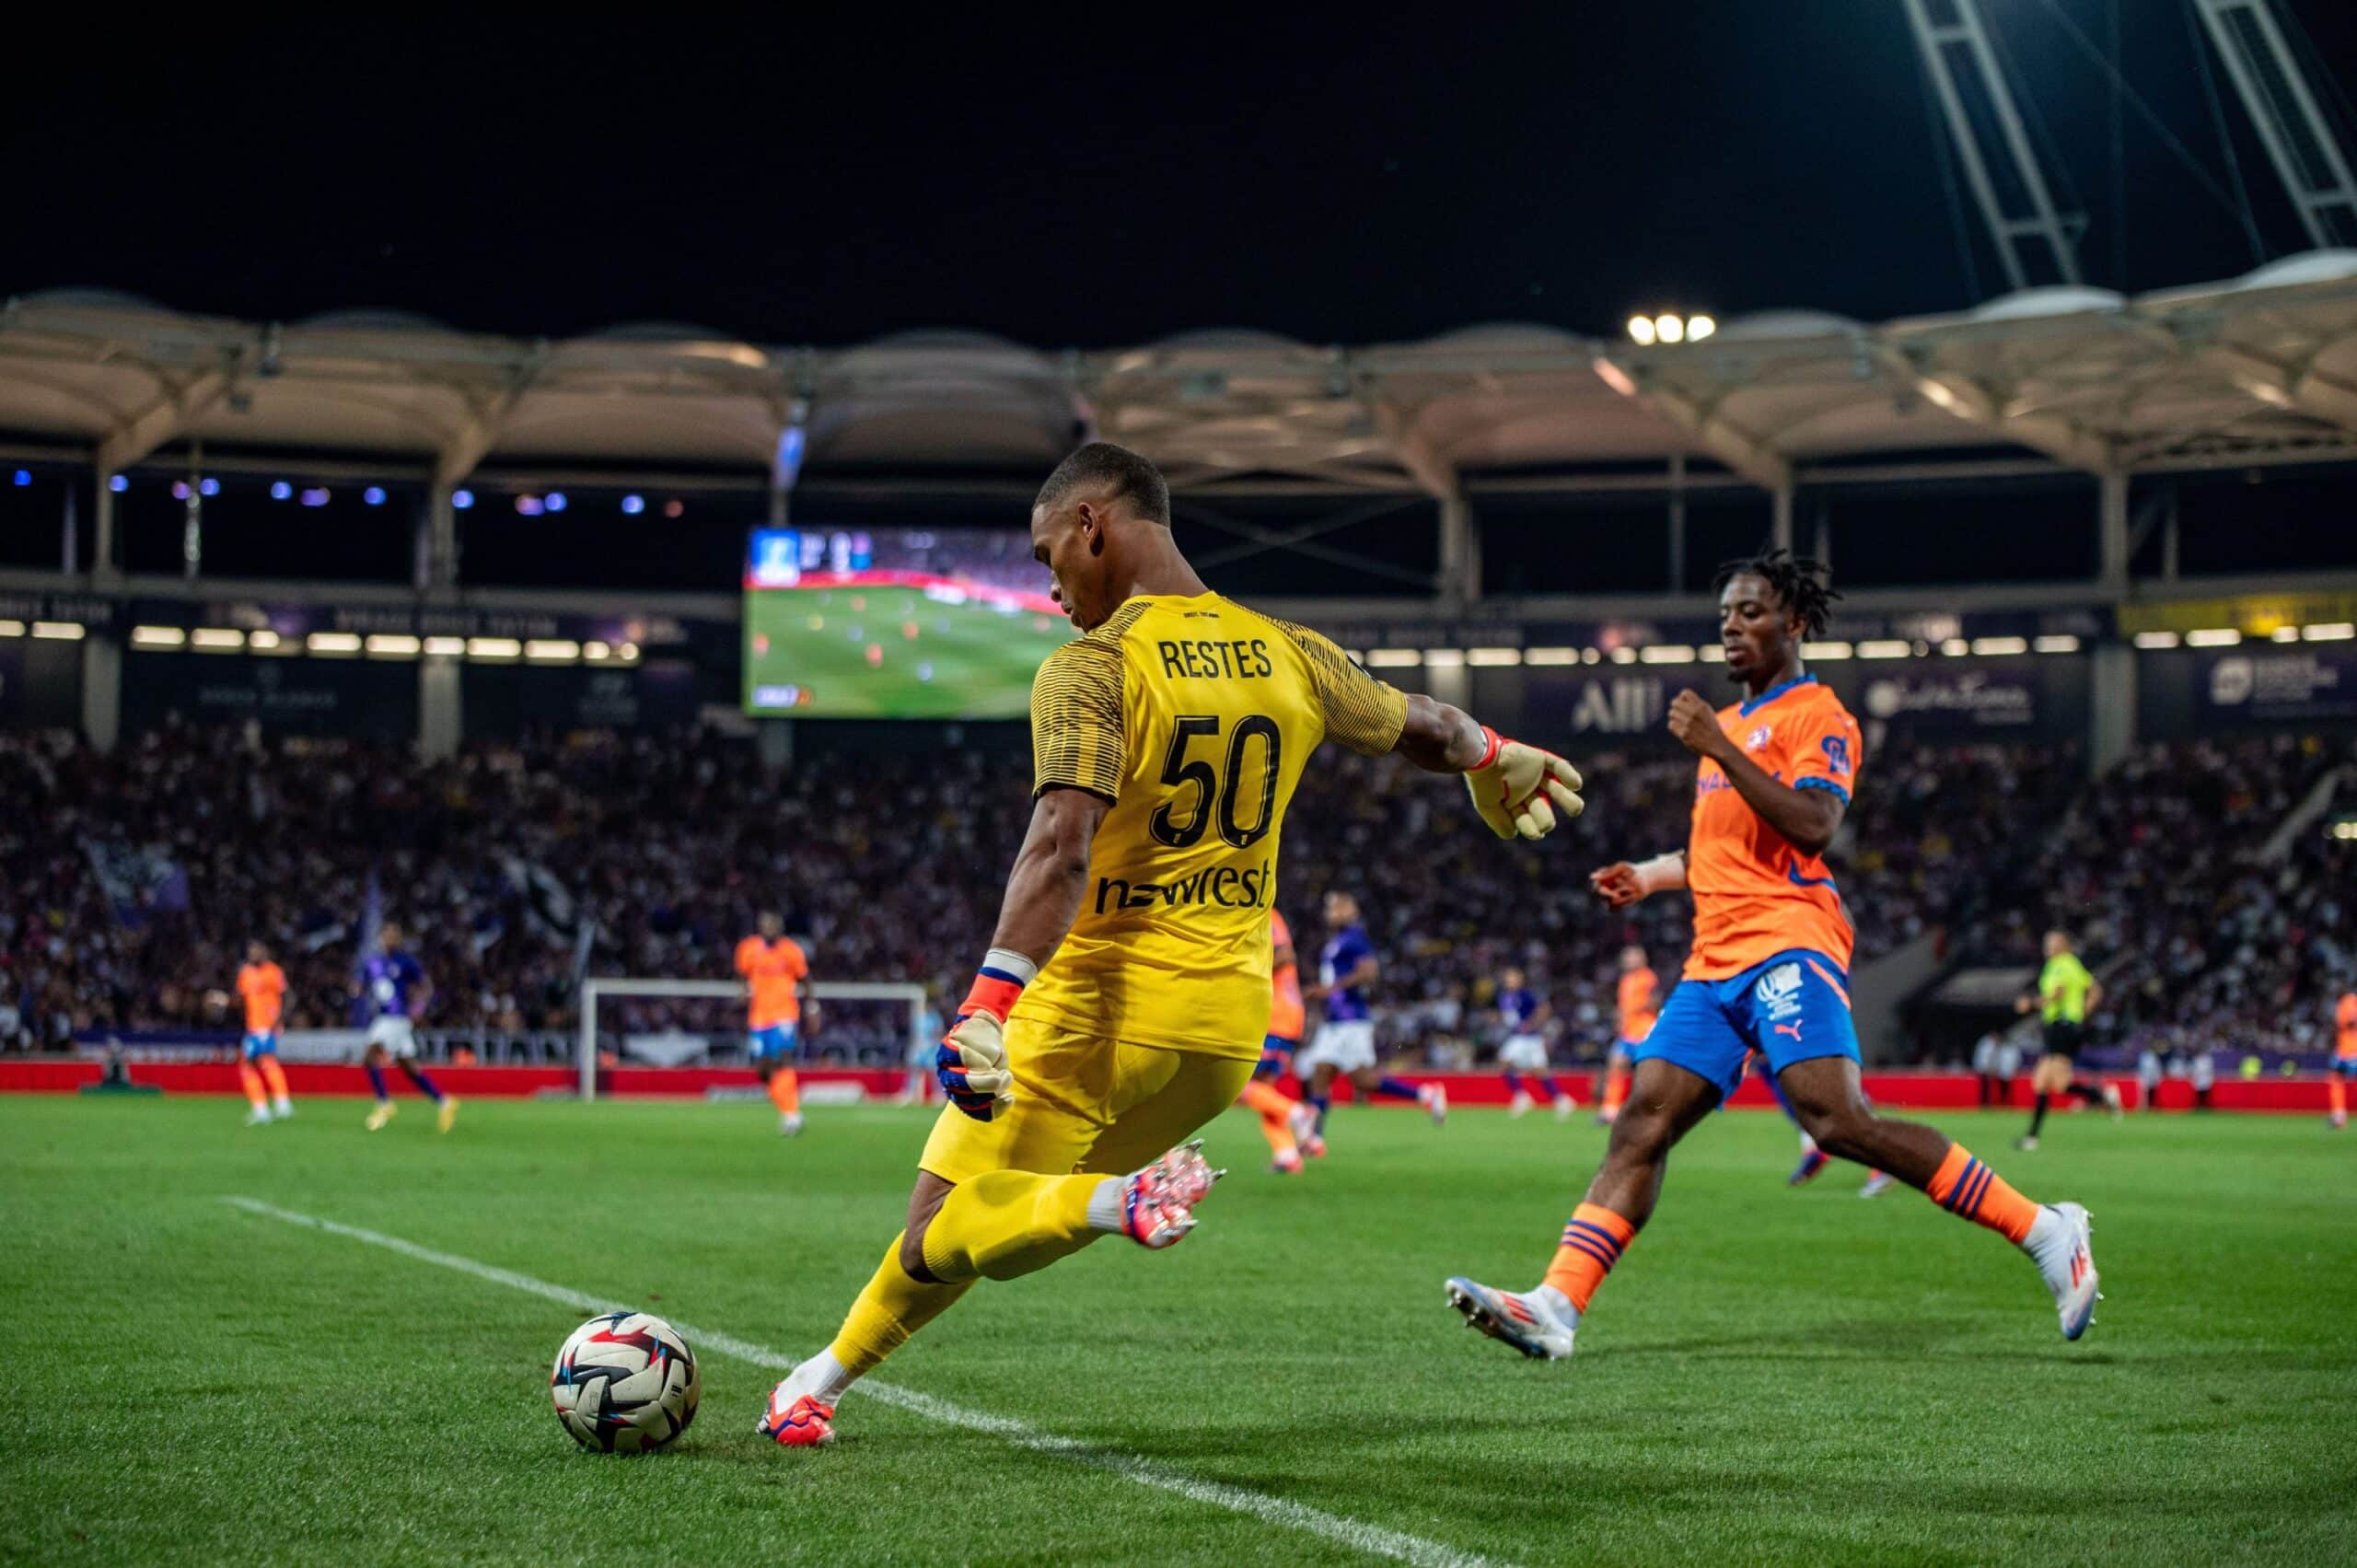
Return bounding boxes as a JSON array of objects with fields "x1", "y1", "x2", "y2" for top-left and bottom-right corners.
[{"x1": 919, "y1": 1017, "x2": 1256, "y2": 1186}]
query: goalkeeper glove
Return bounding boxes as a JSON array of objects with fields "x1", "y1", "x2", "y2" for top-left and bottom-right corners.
[
  {"x1": 1463, "y1": 726, "x2": 1584, "y2": 841},
  {"x1": 936, "y1": 951, "x2": 1031, "y2": 1121}
]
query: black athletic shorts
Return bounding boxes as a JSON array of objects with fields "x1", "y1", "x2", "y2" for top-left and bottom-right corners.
[{"x1": 2042, "y1": 1019, "x2": 2084, "y2": 1060}]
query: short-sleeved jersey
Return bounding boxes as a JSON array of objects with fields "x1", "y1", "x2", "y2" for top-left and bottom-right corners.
[
  {"x1": 1684, "y1": 675, "x2": 1863, "y2": 980},
  {"x1": 735, "y1": 935, "x2": 808, "y2": 1029},
  {"x1": 1268, "y1": 910, "x2": 1306, "y2": 1040},
  {"x1": 2336, "y1": 992, "x2": 2356, "y2": 1060},
  {"x1": 2038, "y1": 952, "x2": 2096, "y2": 1024},
  {"x1": 361, "y1": 950, "x2": 424, "y2": 1020},
  {"x1": 1616, "y1": 968, "x2": 1659, "y2": 1041},
  {"x1": 1500, "y1": 986, "x2": 1542, "y2": 1033},
  {"x1": 1320, "y1": 923, "x2": 1377, "y2": 1023},
  {"x1": 238, "y1": 961, "x2": 286, "y2": 1034},
  {"x1": 1013, "y1": 593, "x2": 1408, "y2": 1059}
]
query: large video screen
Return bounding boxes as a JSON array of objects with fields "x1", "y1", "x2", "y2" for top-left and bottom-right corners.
[{"x1": 743, "y1": 527, "x2": 1073, "y2": 718}]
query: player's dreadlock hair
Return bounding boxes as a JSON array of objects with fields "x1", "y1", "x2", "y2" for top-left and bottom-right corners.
[
  {"x1": 1035, "y1": 441, "x2": 1171, "y2": 525},
  {"x1": 1712, "y1": 545, "x2": 1840, "y2": 639}
]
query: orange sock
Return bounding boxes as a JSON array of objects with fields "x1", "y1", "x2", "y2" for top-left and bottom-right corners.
[
  {"x1": 238, "y1": 1063, "x2": 267, "y2": 1110},
  {"x1": 1601, "y1": 1066, "x2": 1629, "y2": 1117},
  {"x1": 1540, "y1": 1202, "x2": 1637, "y2": 1313},
  {"x1": 1923, "y1": 1144, "x2": 2039, "y2": 1244},
  {"x1": 2330, "y1": 1077, "x2": 2347, "y2": 1119},
  {"x1": 1239, "y1": 1079, "x2": 1299, "y2": 1158},
  {"x1": 259, "y1": 1056, "x2": 290, "y2": 1102},
  {"x1": 767, "y1": 1069, "x2": 800, "y2": 1116}
]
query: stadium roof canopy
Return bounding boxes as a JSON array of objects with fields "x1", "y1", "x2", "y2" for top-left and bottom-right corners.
[{"x1": 4, "y1": 252, "x2": 2356, "y2": 498}]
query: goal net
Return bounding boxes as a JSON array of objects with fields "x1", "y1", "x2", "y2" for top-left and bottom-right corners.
[{"x1": 575, "y1": 978, "x2": 930, "y2": 1101}]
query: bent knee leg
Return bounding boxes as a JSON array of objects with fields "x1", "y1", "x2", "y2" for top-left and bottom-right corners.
[{"x1": 900, "y1": 1174, "x2": 955, "y2": 1277}]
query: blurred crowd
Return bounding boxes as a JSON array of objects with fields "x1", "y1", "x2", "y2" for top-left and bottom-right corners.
[
  {"x1": 1953, "y1": 733, "x2": 2357, "y2": 1063},
  {"x1": 1, "y1": 724, "x2": 2348, "y2": 1065}
]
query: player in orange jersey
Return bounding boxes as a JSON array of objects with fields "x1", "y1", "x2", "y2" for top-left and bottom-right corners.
[
  {"x1": 1596, "y1": 946, "x2": 1657, "y2": 1124},
  {"x1": 1237, "y1": 910, "x2": 1320, "y2": 1172},
  {"x1": 735, "y1": 912, "x2": 811, "y2": 1136},
  {"x1": 235, "y1": 942, "x2": 293, "y2": 1125},
  {"x1": 2330, "y1": 984, "x2": 2356, "y2": 1131},
  {"x1": 1447, "y1": 548, "x2": 2100, "y2": 1359}
]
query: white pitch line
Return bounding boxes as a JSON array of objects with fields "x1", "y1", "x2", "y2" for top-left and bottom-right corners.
[{"x1": 223, "y1": 1197, "x2": 1511, "y2": 1568}]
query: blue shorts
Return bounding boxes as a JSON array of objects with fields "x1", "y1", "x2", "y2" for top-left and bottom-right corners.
[
  {"x1": 1631, "y1": 949, "x2": 1859, "y2": 1101},
  {"x1": 1257, "y1": 1036, "x2": 1298, "y2": 1077},
  {"x1": 242, "y1": 1032, "x2": 279, "y2": 1060},
  {"x1": 750, "y1": 1023, "x2": 798, "y2": 1061},
  {"x1": 2335, "y1": 1056, "x2": 2356, "y2": 1078}
]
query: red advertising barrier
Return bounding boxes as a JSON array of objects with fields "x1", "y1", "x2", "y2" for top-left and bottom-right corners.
[{"x1": 1, "y1": 1060, "x2": 2335, "y2": 1112}]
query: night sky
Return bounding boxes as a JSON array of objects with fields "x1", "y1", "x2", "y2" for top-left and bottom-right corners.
[{"x1": 6, "y1": 3, "x2": 2355, "y2": 348}]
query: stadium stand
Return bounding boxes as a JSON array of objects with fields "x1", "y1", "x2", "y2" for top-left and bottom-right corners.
[{"x1": 6, "y1": 722, "x2": 2343, "y2": 1070}]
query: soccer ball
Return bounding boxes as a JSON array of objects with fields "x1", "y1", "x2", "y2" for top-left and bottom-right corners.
[{"x1": 551, "y1": 1311, "x2": 700, "y2": 1452}]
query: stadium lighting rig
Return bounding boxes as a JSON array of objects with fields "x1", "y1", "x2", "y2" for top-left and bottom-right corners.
[{"x1": 1626, "y1": 310, "x2": 1716, "y2": 347}]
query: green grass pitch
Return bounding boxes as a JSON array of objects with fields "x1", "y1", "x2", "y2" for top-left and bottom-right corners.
[
  {"x1": 744, "y1": 586, "x2": 1071, "y2": 719},
  {"x1": 6, "y1": 1095, "x2": 2352, "y2": 1564}
]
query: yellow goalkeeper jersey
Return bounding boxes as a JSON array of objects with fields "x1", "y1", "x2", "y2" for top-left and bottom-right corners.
[{"x1": 1011, "y1": 592, "x2": 1408, "y2": 1059}]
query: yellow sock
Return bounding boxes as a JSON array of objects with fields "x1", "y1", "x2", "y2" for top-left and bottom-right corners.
[
  {"x1": 767, "y1": 1070, "x2": 800, "y2": 1116},
  {"x1": 920, "y1": 1169, "x2": 1108, "y2": 1283},
  {"x1": 826, "y1": 1236, "x2": 973, "y2": 1378}
]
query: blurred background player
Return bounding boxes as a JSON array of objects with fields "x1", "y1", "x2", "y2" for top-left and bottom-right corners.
[
  {"x1": 2014, "y1": 929, "x2": 2121, "y2": 1151},
  {"x1": 2331, "y1": 982, "x2": 2356, "y2": 1130},
  {"x1": 1597, "y1": 945, "x2": 1658, "y2": 1124},
  {"x1": 1298, "y1": 890, "x2": 1446, "y2": 1137},
  {"x1": 1447, "y1": 548, "x2": 2097, "y2": 1363},
  {"x1": 1496, "y1": 966, "x2": 1573, "y2": 1120},
  {"x1": 1239, "y1": 909, "x2": 1319, "y2": 1172},
  {"x1": 735, "y1": 912, "x2": 811, "y2": 1135},
  {"x1": 759, "y1": 442, "x2": 1579, "y2": 1448},
  {"x1": 235, "y1": 941, "x2": 292, "y2": 1125},
  {"x1": 2190, "y1": 1045, "x2": 2216, "y2": 1112},
  {"x1": 897, "y1": 989, "x2": 946, "y2": 1107},
  {"x1": 2136, "y1": 1033, "x2": 2166, "y2": 1113},
  {"x1": 1972, "y1": 1022, "x2": 2024, "y2": 1108},
  {"x1": 358, "y1": 923, "x2": 455, "y2": 1132}
]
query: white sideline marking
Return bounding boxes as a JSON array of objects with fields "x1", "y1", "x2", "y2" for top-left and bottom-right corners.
[{"x1": 223, "y1": 1196, "x2": 1510, "y2": 1568}]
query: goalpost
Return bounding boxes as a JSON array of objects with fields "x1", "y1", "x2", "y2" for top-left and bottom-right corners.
[{"x1": 575, "y1": 978, "x2": 930, "y2": 1101}]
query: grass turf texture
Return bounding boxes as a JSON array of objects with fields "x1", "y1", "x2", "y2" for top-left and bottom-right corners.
[
  {"x1": 6, "y1": 1097, "x2": 2352, "y2": 1565},
  {"x1": 744, "y1": 585, "x2": 1071, "y2": 719}
]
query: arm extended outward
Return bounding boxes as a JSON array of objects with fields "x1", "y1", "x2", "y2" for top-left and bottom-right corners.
[
  {"x1": 1590, "y1": 852, "x2": 1688, "y2": 909},
  {"x1": 1395, "y1": 691, "x2": 1585, "y2": 841}
]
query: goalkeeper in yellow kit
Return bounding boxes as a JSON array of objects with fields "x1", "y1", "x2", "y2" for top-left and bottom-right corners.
[{"x1": 760, "y1": 442, "x2": 1584, "y2": 1447}]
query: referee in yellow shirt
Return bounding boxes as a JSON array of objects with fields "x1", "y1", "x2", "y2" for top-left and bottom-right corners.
[{"x1": 2014, "y1": 929, "x2": 2122, "y2": 1149}]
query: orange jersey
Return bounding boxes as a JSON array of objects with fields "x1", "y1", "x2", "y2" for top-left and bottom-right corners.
[
  {"x1": 734, "y1": 935, "x2": 808, "y2": 1029},
  {"x1": 1684, "y1": 675, "x2": 1863, "y2": 981},
  {"x1": 1616, "y1": 968, "x2": 1659, "y2": 1042},
  {"x1": 237, "y1": 961, "x2": 286, "y2": 1033},
  {"x1": 2338, "y1": 993, "x2": 2357, "y2": 1060},
  {"x1": 1268, "y1": 910, "x2": 1306, "y2": 1040}
]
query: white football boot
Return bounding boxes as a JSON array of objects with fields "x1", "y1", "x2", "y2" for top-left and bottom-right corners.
[
  {"x1": 1445, "y1": 1277, "x2": 1577, "y2": 1360},
  {"x1": 1506, "y1": 1089, "x2": 1535, "y2": 1120},
  {"x1": 2026, "y1": 1202, "x2": 2101, "y2": 1341}
]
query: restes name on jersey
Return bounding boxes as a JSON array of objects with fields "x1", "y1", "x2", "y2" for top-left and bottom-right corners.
[
  {"x1": 1157, "y1": 638, "x2": 1274, "y2": 682},
  {"x1": 1096, "y1": 860, "x2": 1276, "y2": 914}
]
